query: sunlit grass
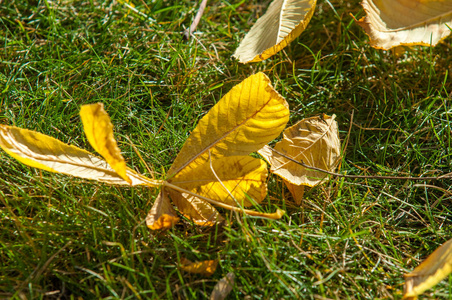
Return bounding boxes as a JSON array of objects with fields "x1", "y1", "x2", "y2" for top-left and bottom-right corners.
[{"x1": 1, "y1": 0, "x2": 451, "y2": 298}]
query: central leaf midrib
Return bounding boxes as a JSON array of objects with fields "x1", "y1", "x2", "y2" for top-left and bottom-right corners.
[{"x1": 172, "y1": 96, "x2": 273, "y2": 177}]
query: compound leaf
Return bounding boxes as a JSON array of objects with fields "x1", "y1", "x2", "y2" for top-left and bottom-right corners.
[
  {"x1": 171, "y1": 156, "x2": 267, "y2": 207},
  {"x1": 168, "y1": 189, "x2": 225, "y2": 226}
]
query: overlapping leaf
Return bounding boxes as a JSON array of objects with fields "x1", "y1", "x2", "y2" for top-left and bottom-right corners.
[
  {"x1": 233, "y1": 0, "x2": 316, "y2": 63},
  {"x1": 284, "y1": 181, "x2": 305, "y2": 205},
  {"x1": 358, "y1": 0, "x2": 452, "y2": 50},
  {"x1": 0, "y1": 125, "x2": 159, "y2": 186},
  {"x1": 168, "y1": 189, "x2": 225, "y2": 226},
  {"x1": 171, "y1": 156, "x2": 267, "y2": 207},
  {"x1": 80, "y1": 103, "x2": 130, "y2": 183},
  {"x1": 403, "y1": 238, "x2": 452, "y2": 299},
  {"x1": 259, "y1": 114, "x2": 340, "y2": 202}
]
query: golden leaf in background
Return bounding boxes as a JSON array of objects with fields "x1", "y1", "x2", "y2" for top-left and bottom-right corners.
[
  {"x1": 358, "y1": 0, "x2": 452, "y2": 50},
  {"x1": 233, "y1": 0, "x2": 317, "y2": 63}
]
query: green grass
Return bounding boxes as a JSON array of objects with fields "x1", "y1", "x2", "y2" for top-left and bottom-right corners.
[{"x1": 1, "y1": 0, "x2": 452, "y2": 298}]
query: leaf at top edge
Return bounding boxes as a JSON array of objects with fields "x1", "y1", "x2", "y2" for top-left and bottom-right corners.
[
  {"x1": 146, "y1": 189, "x2": 180, "y2": 230},
  {"x1": 233, "y1": 0, "x2": 316, "y2": 63},
  {"x1": 80, "y1": 103, "x2": 130, "y2": 184},
  {"x1": 357, "y1": 0, "x2": 452, "y2": 50},
  {"x1": 258, "y1": 114, "x2": 340, "y2": 187},
  {"x1": 168, "y1": 189, "x2": 225, "y2": 226},
  {"x1": 168, "y1": 72, "x2": 289, "y2": 181},
  {"x1": 403, "y1": 238, "x2": 452, "y2": 299},
  {"x1": 0, "y1": 125, "x2": 161, "y2": 186},
  {"x1": 170, "y1": 156, "x2": 267, "y2": 207}
]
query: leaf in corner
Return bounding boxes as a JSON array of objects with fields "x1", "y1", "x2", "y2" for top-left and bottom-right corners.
[
  {"x1": 403, "y1": 238, "x2": 452, "y2": 299},
  {"x1": 358, "y1": 0, "x2": 452, "y2": 50},
  {"x1": 146, "y1": 189, "x2": 180, "y2": 230},
  {"x1": 233, "y1": 0, "x2": 316, "y2": 63},
  {"x1": 259, "y1": 114, "x2": 340, "y2": 202}
]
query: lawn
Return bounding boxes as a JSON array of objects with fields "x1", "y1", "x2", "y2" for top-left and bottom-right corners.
[{"x1": 1, "y1": 0, "x2": 451, "y2": 299}]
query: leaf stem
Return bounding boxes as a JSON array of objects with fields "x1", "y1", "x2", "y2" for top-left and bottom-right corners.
[
  {"x1": 269, "y1": 148, "x2": 452, "y2": 181},
  {"x1": 163, "y1": 181, "x2": 285, "y2": 220}
]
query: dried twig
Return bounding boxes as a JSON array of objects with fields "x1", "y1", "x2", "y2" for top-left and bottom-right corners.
[
  {"x1": 269, "y1": 148, "x2": 452, "y2": 181},
  {"x1": 183, "y1": 0, "x2": 208, "y2": 40}
]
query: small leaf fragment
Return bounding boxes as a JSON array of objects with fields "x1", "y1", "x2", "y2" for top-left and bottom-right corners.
[
  {"x1": 284, "y1": 180, "x2": 305, "y2": 205},
  {"x1": 80, "y1": 103, "x2": 130, "y2": 183},
  {"x1": 358, "y1": 0, "x2": 452, "y2": 50},
  {"x1": 0, "y1": 125, "x2": 161, "y2": 186},
  {"x1": 403, "y1": 238, "x2": 452, "y2": 299},
  {"x1": 233, "y1": 0, "x2": 317, "y2": 63},
  {"x1": 258, "y1": 114, "x2": 340, "y2": 187},
  {"x1": 146, "y1": 189, "x2": 179, "y2": 230},
  {"x1": 179, "y1": 258, "x2": 218, "y2": 276},
  {"x1": 210, "y1": 272, "x2": 235, "y2": 300}
]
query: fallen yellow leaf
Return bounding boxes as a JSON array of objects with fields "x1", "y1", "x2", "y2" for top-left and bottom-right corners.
[
  {"x1": 171, "y1": 156, "x2": 268, "y2": 207},
  {"x1": 403, "y1": 238, "x2": 452, "y2": 299},
  {"x1": 259, "y1": 114, "x2": 340, "y2": 202},
  {"x1": 284, "y1": 180, "x2": 305, "y2": 205},
  {"x1": 0, "y1": 125, "x2": 160, "y2": 186},
  {"x1": 233, "y1": 0, "x2": 317, "y2": 63},
  {"x1": 358, "y1": 0, "x2": 452, "y2": 50},
  {"x1": 161, "y1": 72, "x2": 289, "y2": 223},
  {"x1": 168, "y1": 72, "x2": 289, "y2": 180},
  {"x1": 168, "y1": 189, "x2": 225, "y2": 226},
  {"x1": 80, "y1": 103, "x2": 131, "y2": 184}
]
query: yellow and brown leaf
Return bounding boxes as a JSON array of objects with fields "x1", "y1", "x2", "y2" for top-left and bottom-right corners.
[
  {"x1": 358, "y1": 0, "x2": 452, "y2": 50},
  {"x1": 259, "y1": 114, "x2": 340, "y2": 202}
]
